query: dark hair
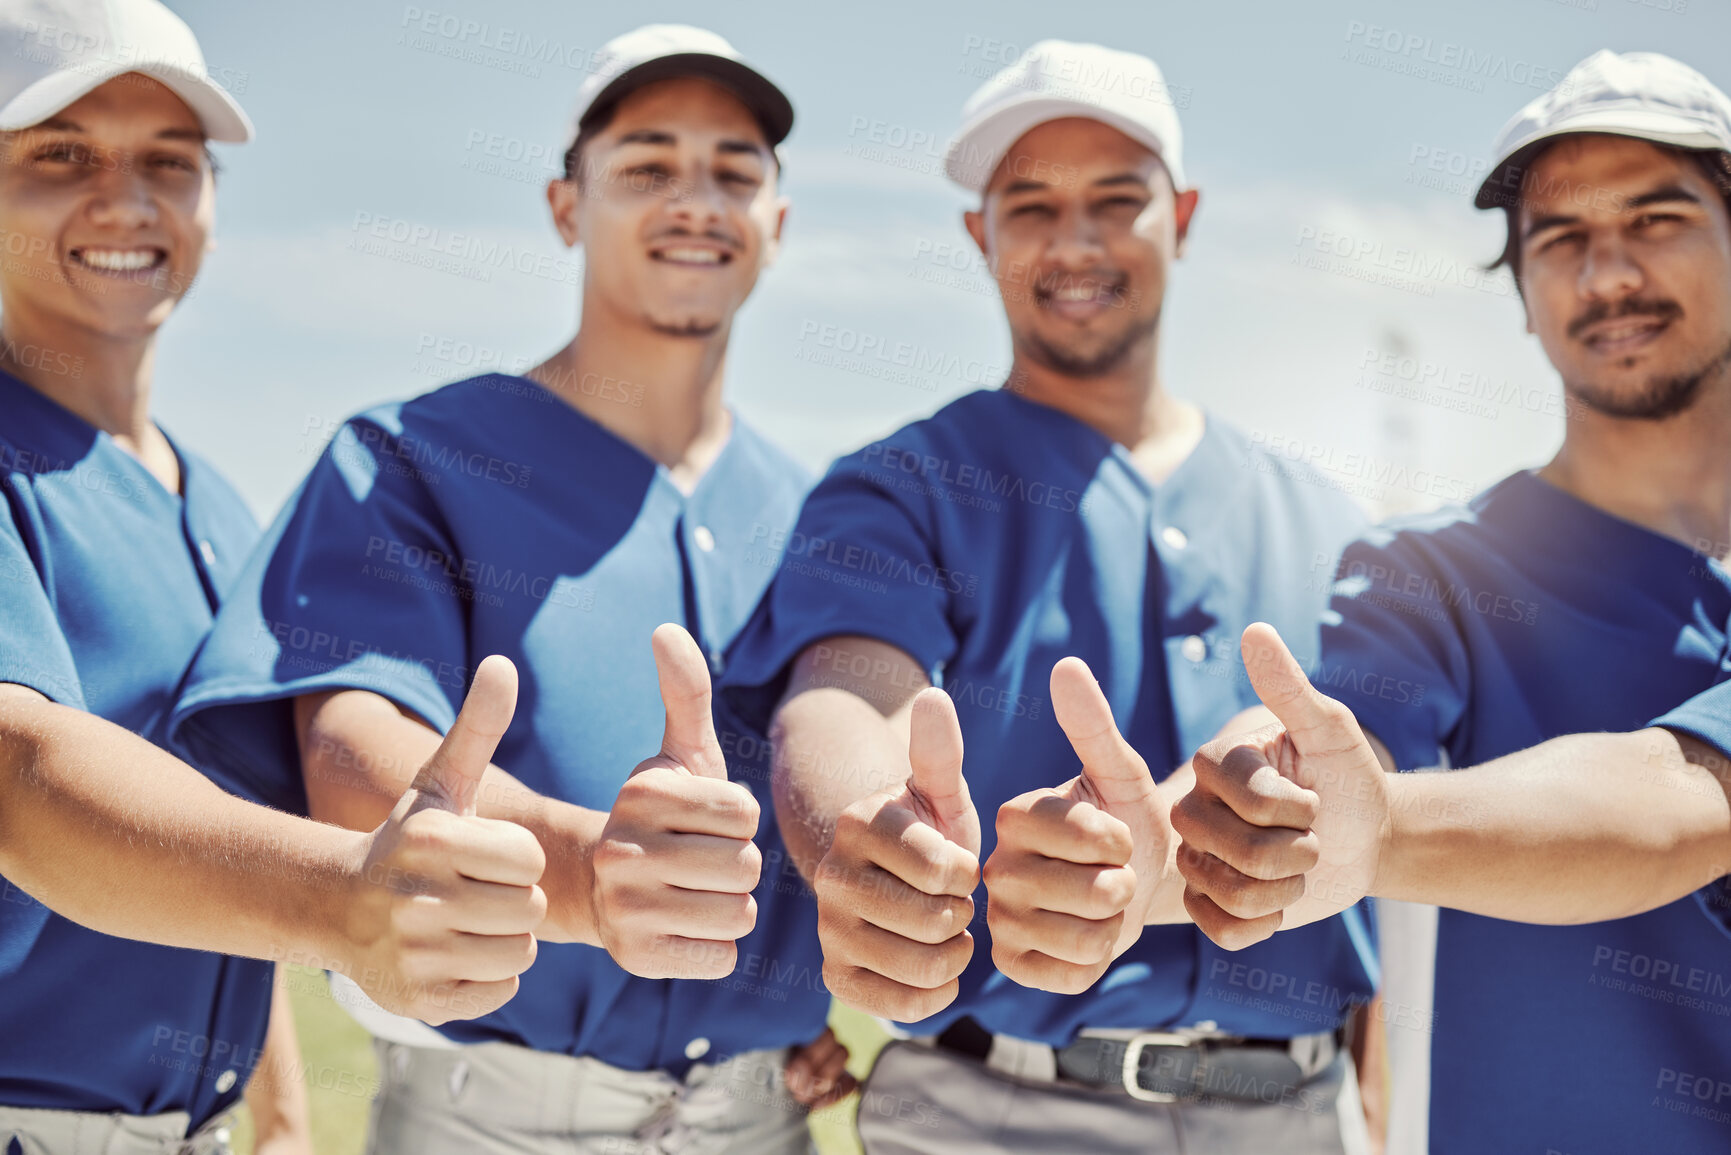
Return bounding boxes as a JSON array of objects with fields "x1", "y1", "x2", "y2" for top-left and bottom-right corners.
[
  {"x1": 1488, "y1": 141, "x2": 1731, "y2": 288},
  {"x1": 559, "y1": 97, "x2": 782, "y2": 188}
]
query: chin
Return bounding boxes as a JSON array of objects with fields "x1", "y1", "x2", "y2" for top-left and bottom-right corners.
[{"x1": 646, "y1": 313, "x2": 725, "y2": 339}]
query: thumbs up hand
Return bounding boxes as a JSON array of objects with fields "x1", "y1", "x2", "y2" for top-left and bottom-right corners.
[
  {"x1": 1170, "y1": 623, "x2": 1390, "y2": 950},
  {"x1": 984, "y1": 658, "x2": 1174, "y2": 994},
  {"x1": 591, "y1": 624, "x2": 763, "y2": 980},
  {"x1": 347, "y1": 655, "x2": 549, "y2": 1024},
  {"x1": 814, "y1": 687, "x2": 980, "y2": 1022}
]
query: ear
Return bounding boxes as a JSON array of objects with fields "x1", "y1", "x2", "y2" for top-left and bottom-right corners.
[
  {"x1": 760, "y1": 195, "x2": 790, "y2": 269},
  {"x1": 1173, "y1": 188, "x2": 1200, "y2": 259},
  {"x1": 547, "y1": 178, "x2": 581, "y2": 248},
  {"x1": 963, "y1": 207, "x2": 989, "y2": 265}
]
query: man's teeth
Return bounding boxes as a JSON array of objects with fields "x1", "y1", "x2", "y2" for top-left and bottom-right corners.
[
  {"x1": 659, "y1": 247, "x2": 723, "y2": 264},
  {"x1": 75, "y1": 249, "x2": 161, "y2": 271},
  {"x1": 1596, "y1": 321, "x2": 1656, "y2": 341}
]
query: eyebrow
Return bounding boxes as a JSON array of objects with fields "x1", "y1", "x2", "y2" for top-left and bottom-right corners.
[
  {"x1": 1000, "y1": 170, "x2": 1149, "y2": 195},
  {"x1": 1524, "y1": 184, "x2": 1706, "y2": 239},
  {"x1": 1626, "y1": 185, "x2": 1703, "y2": 211},
  {"x1": 614, "y1": 129, "x2": 766, "y2": 158},
  {"x1": 22, "y1": 117, "x2": 204, "y2": 144}
]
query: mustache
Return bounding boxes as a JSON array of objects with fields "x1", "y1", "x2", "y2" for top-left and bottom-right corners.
[{"x1": 1567, "y1": 297, "x2": 1683, "y2": 340}]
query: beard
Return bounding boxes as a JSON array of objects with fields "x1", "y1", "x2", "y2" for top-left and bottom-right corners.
[
  {"x1": 648, "y1": 317, "x2": 722, "y2": 338},
  {"x1": 1567, "y1": 332, "x2": 1731, "y2": 421},
  {"x1": 1019, "y1": 307, "x2": 1159, "y2": 378}
]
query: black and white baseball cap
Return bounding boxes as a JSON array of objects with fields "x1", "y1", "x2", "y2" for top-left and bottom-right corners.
[
  {"x1": 1476, "y1": 50, "x2": 1731, "y2": 210},
  {"x1": 0, "y1": 0, "x2": 251, "y2": 142},
  {"x1": 562, "y1": 24, "x2": 793, "y2": 152}
]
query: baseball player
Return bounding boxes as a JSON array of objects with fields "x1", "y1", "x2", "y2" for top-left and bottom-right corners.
[
  {"x1": 722, "y1": 39, "x2": 1377, "y2": 1155},
  {"x1": 170, "y1": 24, "x2": 847, "y2": 1155},
  {"x1": 1172, "y1": 49, "x2": 1731, "y2": 1155},
  {"x1": 0, "y1": 3, "x2": 546, "y2": 1153}
]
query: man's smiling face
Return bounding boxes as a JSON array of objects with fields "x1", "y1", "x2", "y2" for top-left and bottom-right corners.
[
  {"x1": 0, "y1": 73, "x2": 214, "y2": 341},
  {"x1": 965, "y1": 117, "x2": 1197, "y2": 379},
  {"x1": 1518, "y1": 133, "x2": 1731, "y2": 420},
  {"x1": 555, "y1": 76, "x2": 786, "y2": 340}
]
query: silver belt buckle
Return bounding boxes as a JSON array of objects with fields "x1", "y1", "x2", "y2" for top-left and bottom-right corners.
[{"x1": 1119, "y1": 1031, "x2": 1194, "y2": 1102}]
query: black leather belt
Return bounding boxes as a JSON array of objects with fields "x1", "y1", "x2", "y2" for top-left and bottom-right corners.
[{"x1": 934, "y1": 1016, "x2": 1339, "y2": 1104}]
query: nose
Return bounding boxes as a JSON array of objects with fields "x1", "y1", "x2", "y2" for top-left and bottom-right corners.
[
  {"x1": 84, "y1": 155, "x2": 161, "y2": 232},
  {"x1": 1577, "y1": 228, "x2": 1643, "y2": 304},
  {"x1": 660, "y1": 166, "x2": 728, "y2": 235},
  {"x1": 1045, "y1": 203, "x2": 1108, "y2": 271}
]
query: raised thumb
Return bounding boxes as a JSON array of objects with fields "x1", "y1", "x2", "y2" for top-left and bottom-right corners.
[
  {"x1": 652, "y1": 623, "x2": 727, "y2": 780},
  {"x1": 411, "y1": 654, "x2": 518, "y2": 816}
]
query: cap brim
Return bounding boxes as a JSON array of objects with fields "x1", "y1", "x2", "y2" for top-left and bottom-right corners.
[
  {"x1": 945, "y1": 97, "x2": 1182, "y2": 192},
  {"x1": 0, "y1": 63, "x2": 252, "y2": 143},
  {"x1": 579, "y1": 53, "x2": 793, "y2": 146},
  {"x1": 1474, "y1": 110, "x2": 1723, "y2": 209}
]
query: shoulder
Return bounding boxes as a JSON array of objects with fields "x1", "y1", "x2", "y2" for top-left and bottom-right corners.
[{"x1": 1338, "y1": 474, "x2": 1526, "y2": 574}]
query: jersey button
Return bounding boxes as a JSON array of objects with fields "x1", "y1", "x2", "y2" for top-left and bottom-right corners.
[
  {"x1": 1159, "y1": 525, "x2": 1188, "y2": 551},
  {"x1": 214, "y1": 1068, "x2": 237, "y2": 1094},
  {"x1": 693, "y1": 525, "x2": 716, "y2": 552},
  {"x1": 198, "y1": 539, "x2": 217, "y2": 565},
  {"x1": 1180, "y1": 635, "x2": 1207, "y2": 663},
  {"x1": 685, "y1": 1037, "x2": 711, "y2": 1060}
]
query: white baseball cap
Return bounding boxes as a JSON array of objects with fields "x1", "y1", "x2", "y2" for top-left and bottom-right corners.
[
  {"x1": 945, "y1": 40, "x2": 1185, "y2": 193},
  {"x1": 0, "y1": 0, "x2": 250, "y2": 142},
  {"x1": 562, "y1": 24, "x2": 793, "y2": 154},
  {"x1": 1476, "y1": 50, "x2": 1731, "y2": 209}
]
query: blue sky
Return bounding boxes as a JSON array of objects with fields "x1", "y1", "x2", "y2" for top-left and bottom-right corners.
[{"x1": 156, "y1": 0, "x2": 1730, "y2": 519}]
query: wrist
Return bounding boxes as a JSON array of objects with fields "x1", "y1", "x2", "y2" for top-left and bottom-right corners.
[
  {"x1": 533, "y1": 799, "x2": 608, "y2": 946},
  {"x1": 319, "y1": 824, "x2": 377, "y2": 978},
  {"x1": 1371, "y1": 774, "x2": 1418, "y2": 901}
]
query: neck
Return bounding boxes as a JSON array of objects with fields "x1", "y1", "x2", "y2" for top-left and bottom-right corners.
[
  {"x1": 1005, "y1": 327, "x2": 1202, "y2": 483},
  {"x1": 0, "y1": 304, "x2": 157, "y2": 444},
  {"x1": 1539, "y1": 375, "x2": 1731, "y2": 560},
  {"x1": 529, "y1": 295, "x2": 734, "y2": 492}
]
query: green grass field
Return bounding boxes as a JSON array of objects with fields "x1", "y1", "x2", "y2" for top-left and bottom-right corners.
[{"x1": 228, "y1": 967, "x2": 891, "y2": 1155}]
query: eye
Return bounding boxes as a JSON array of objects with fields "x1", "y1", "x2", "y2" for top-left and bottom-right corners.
[
  {"x1": 1632, "y1": 212, "x2": 1684, "y2": 229},
  {"x1": 148, "y1": 153, "x2": 199, "y2": 173},
  {"x1": 1536, "y1": 231, "x2": 1584, "y2": 254},
  {"x1": 1096, "y1": 196, "x2": 1145, "y2": 212},
  {"x1": 31, "y1": 142, "x2": 86, "y2": 165},
  {"x1": 1008, "y1": 202, "x2": 1056, "y2": 218},
  {"x1": 718, "y1": 169, "x2": 761, "y2": 187}
]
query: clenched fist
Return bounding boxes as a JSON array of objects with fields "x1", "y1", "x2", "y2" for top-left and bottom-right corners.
[
  {"x1": 814, "y1": 688, "x2": 979, "y2": 1021},
  {"x1": 592, "y1": 624, "x2": 763, "y2": 979},
  {"x1": 1171, "y1": 623, "x2": 1390, "y2": 950},
  {"x1": 345, "y1": 655, "x2": 548, "y2": 1024},
  {"x1": 984, "y1": 657, "x2": 1174, "y2": 994}
]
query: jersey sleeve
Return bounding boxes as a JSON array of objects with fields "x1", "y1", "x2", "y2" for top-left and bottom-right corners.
[
  {"x1": 1314, "y1": 528, "x2": 1471, "y2": 771},
  {"x1": 169, "y1": 415, "x2": 472, "y2": 813},
  {"x1": 720, "y1": 443, "x2": 962, "y2": 734},
  {"x1": 1652, "y1": 680, "x2": 1731, "y2": 761},
  {"x1": 0, "y1": 481, "x2": 84, "y2": 710}
]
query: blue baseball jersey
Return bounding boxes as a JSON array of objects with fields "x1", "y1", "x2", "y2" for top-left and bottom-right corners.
[
  {"x1": 1652, "y1": 682, "x2": 1731, "y2": 938},
  {"x1": 1318, "y1": 469, "x2": 1731, "y2": 1155},
  {"x1": 723, "y1": 388, "x2": 1378, "y2": 1045},
  {"x1": 1655, "y1": 679, "x2": 1731, "y2": 758},
  {"x1": 0, "y1": 371, "x2": 271, "y2": 1127},
  {"x1": 170, "y1": 374, "x2": 826, "y2": 1072}
]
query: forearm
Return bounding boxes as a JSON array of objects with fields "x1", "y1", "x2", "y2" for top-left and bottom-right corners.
[
  {"x1": 246, "y1": 967, "x2": 312, "y2": 1152},
  {"x1": 0, "y1": 691, "x2": 358, "y2": 965},
  {"x1": 1377, "y1": 728, "x2": 1731, "y2": 922},
  {"x1": 771, "y1": 686, "x2": 914, "y2": 883},
  {"x1": 300, "y1": 691, "x2": 606, "y2": 943}
]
